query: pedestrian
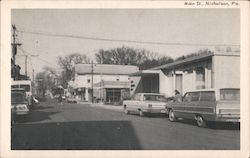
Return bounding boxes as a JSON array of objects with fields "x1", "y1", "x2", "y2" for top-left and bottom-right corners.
[
  {"x1": 58, "y1": 94, "x2": 63, "y2": 105},
  {"x1": 174, "y1": 90, "x2": 182, "y2": 102}
]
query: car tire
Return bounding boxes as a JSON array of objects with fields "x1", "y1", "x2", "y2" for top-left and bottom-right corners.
[
  {"x1": 196, "y1": 115, "x2": 206, "y2": 127},
  {"x1": 139, "y1": 110, "x2": 144, "y2": 117},
  {"x1": 169, "y1": 109, "x2": 176, "y2": 122}
]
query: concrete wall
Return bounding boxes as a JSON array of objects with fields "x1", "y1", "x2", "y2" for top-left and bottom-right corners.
[
  {"x1": 213, "y1": 55, "x2": 240, "y2": 88},
  {"x1": 159, "y1": 71, "x2": 173, "y2": 97}
]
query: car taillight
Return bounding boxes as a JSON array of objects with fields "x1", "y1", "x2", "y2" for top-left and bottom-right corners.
[{"x1": 148, "y1": 104, "x2": 152, "y2": 108}]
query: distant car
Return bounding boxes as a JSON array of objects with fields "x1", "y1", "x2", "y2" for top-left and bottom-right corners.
[
  {"x1": 62, "y1": 95, "x2": 66, "y2": 100},
  {"x1": 165, "y1": 88, "x2": 240, "y2": 127},
  {"x1": 11, "y1": 91, "x2": 29, "y2": 123},
  {"x1": 54, "y1": 94, "x2": 60, "y2": 99},
  {"x1": 32, "y1": 96, "x2": 39, "y2": 104},
  {"x1": 123, "y1": 93, "x2": 168, "y2": 116},
  {"x1": 67, "y1": 96, "x2": 78, "y2": 103}
]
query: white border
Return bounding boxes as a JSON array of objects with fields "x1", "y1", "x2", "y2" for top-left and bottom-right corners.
[{"x1": 1, "y1": 1, "x2": 249, "y2": 158}]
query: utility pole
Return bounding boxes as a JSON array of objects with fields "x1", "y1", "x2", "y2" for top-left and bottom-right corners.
[
  {"x1": 17, "y1": 54, "x2": 39, "y2": 79},
  {"x1": 25, "y1": 55, "x2": 28, "y2": 76},
  {"x1": 11, "y1": 25, "x2": 21, "y2": 80},
  {"x1": 91, "y1": 61, "x2": 94, "y2": 103}
]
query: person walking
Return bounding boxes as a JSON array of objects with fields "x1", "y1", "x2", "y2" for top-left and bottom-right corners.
[
  {"x1": 58, "y1": 94, "x2": 63, "y2": 105},
  {"x1": 174, "y1": 90, "x2": 182, "y2": 102}
]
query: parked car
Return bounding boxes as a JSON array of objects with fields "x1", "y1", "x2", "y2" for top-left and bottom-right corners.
[
  {"x1": 123, "y1": 93, "x2": 168, "y2": 116},
  {"x1": 67, "y1": 96, "x2": 78, "y2": 103},
  {"x1": 165, "y1": 88, "x2": 240, "y2": 127},
  {"x1": 11, "y1": 91, "x2": 29, "y2": 123}
]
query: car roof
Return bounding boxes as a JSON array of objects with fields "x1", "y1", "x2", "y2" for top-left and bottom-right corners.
[{"x1": 184, "y1": 88, "x2": 240, "y2": 93}]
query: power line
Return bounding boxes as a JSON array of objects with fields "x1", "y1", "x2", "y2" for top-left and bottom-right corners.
[
  {"x1": 17, "y1": 47, "x2": 58, "y2": 67},
  {"x1": 17, "y1": 29, "x2": 240, "y2": 47}
]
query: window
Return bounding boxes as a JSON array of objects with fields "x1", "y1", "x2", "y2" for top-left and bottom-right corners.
[
  {"x1": 220, "y1": 89, "x2": 240, "y2": 101},
  {"x1": 143, "y1": 95, "x2": 167, "y2": 102},
  {"x1": 190, "y1": 92, "x2": 200, "y2": 102},
  {"x1": 11, "y1": 85, "x2": 19, "y2": 88},
  {"x1": 183, "y1": 93, "x2": 191, "y2": 102},
  {"x1": 196, "y1": 67, "x2": 205, "y2": 81},
  {"x1": 200, "y1": 91, "x2": 215, "y2": 101},
  {"x1": 20, "y1": 85, "x2": 30, "y2": 91},
  {"x1": 133, "y1": 94, "x2": 140, "y2": 100},
  {"x1": 87, "y1": 79, "x2": 91, "y2": 83}
]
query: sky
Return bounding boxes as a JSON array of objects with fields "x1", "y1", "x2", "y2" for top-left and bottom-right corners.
[{"x1": 11, "y1": 9, "x2": 240, "y2": 77}]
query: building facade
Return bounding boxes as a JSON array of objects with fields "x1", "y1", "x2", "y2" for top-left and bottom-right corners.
[
  {"x1": 130, "y1": 51, "x2": 240, "y2": 97},
  {"x1": 68, "y1": 64, "x2": 139, "y2": 103}
]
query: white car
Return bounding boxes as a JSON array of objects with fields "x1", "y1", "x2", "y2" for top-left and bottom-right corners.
[{"x1": 123, "y1": 93, "x2": 167, "y2": 116}]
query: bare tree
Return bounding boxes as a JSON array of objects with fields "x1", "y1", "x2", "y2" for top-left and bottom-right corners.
[
  {"x1": 95, "y1": 46, "x2": 173, "y2": 70},
  {"x1": 57, "y1": 53, "x2": 90, "y2": 88}
]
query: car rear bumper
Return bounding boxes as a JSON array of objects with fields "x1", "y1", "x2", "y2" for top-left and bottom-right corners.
[
  {"x1": 215, "y1": 115, "x2": 240, "y2": 122},
  {"x1": 15, "y1": 110, "x2": 29, "y2": 115},
  {"x1": 142, "y1": 108, "x2": 166, "y2": 113}
]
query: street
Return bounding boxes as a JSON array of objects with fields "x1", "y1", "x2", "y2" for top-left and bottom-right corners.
[{"x1": 11, "y1": 99, "x2": 240, "y2": 150}]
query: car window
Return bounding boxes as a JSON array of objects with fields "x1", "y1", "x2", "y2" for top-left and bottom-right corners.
[
  {"x1": 220, "y1": 89, "x2": 240, "y2": 101},
  {"x1": 190, "y1": 92, "x2": 200, "y2": 102},
  {"x1": 200, "y1": 91, "x2": 215, "y2": 101},
  {"x1": 183, "y1": 93, "x2": 191, "y2": 102},
  {"x1": 133, "y1": 94, "x2": 140, "y2": 101},
  {"x1": 143, "y1": 95, "x2": 167, "y2": 101}
]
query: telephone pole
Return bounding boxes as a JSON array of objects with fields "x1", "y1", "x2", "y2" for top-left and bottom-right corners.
[
  {"x1": 91, "y1": 61, "x2": 94, "y2": 103},
  {"x1": 17, "y1": 54, "x2": 39, "y2": 78},
  {"x1": 11, "y1": 25, "x2": 22, "y2": 80}
]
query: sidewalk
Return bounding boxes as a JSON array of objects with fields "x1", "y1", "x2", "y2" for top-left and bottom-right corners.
[
  {"x1": 90, "y1": 103, "x2": 123, "y2": 112},
  {"x1": 78, "y1": 101, "x2": 123, "y2": 112}
]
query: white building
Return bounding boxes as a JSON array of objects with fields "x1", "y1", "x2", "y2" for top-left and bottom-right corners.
[
  {"x1": 69, "y1": 64, "x2": 139, "y2": 103},
  {"x1": 130, "y1": 51, "x2": 240, "y2": 97}
]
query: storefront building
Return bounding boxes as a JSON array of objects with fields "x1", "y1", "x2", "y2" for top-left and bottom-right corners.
[
  {"x1": 68, "y1": 64, "x2": 139, "y2": 103},
  {"x1": 130, "y1": 51, "x2": 240, "y2": 97}
]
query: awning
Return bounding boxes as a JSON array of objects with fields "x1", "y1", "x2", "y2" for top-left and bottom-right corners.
[{"x1": 94, "y1": 81, "x2": 130, "y2": 89}]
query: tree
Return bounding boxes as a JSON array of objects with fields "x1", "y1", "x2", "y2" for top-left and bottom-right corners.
[
  {"x1": 57, "y1": 53, "x2": 90, "y2": 88},
  {"x1": 35, "y1": 67, "x2": 57, "y2": 97},
  {"x1": 95, "y1": 46, "x2": 174, "y2": 70}
]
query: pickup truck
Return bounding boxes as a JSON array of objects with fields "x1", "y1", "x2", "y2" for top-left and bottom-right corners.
[{"x1": 123, "y1": 93, "x2": 167, "y2": 116}]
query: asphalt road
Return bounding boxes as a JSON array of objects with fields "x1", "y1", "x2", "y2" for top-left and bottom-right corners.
[{"x1": 11, "y1": 99, "x2": 240, "y2": 150}]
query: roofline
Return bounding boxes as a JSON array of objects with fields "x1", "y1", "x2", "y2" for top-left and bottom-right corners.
[
  {"x1": 150, "y1": 53, "x2": 213, "y2": 70},
  {"x1": 129, "y1": 70, "x2": 161, "y2": 76},
  {"x1": 77, "y1": 73, "x2": 131, "y2": 76},
  {"x1": 184, "y1": 88, "x2": 240, "y2": 93},
  {"x1": 150, "y1": 51, "x2": 240, "y2": 70}
]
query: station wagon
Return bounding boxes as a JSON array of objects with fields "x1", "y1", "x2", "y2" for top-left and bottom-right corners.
[{"x1": 166, "y1": 88, "x2": 240, "y2": 127}]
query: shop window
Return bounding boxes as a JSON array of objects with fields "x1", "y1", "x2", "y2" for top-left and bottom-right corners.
[{"x1": 196, "y1": 67, "x2": 205, "y2": 89}]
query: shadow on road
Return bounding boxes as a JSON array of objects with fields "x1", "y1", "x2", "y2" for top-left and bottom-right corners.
[
  {"x1": 11, "y1": 121, "x2": 141, "y2": 150},
  {"x1": 14, "y1": 111, "x2": 59, "y2": 123},
  {"x1": 175, "y1": 119, "x2": 240, "y2": 130}
]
